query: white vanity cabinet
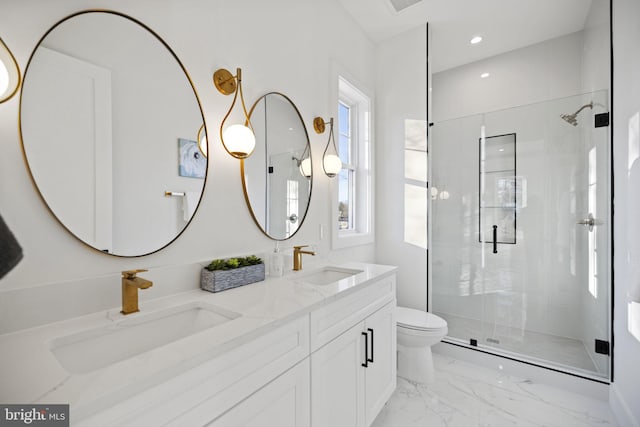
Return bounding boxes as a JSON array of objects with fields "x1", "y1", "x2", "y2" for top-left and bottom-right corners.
[
  {"x1": 208, "y1": 359, "x2": 310, "y2": 427},
  {"x1": 310, "y1": 276, "x2": 396, "y2": 427}
]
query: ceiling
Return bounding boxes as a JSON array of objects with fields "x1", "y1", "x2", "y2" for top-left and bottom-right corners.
[{"x1": 337, "y1": 0, "x2": 594, "y2": 72}]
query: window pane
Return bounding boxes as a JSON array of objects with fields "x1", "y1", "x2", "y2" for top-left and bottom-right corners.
[
  {"x1": 339, "y1": 134, "x2": 350, "y2": 164},
  {"x1": 338, "y1": 102, "x2": 351, "y2": 164},
  {"x1": 405, "y1": 150, "x2": 427, "y2": 182},
  {"x1": 338, "y1": 102, "x2": 350, "y2": 135},
  {"x1": 404, "y1": 119, "x2": 427, "y2": 151},
  {"x1": 404, "y1": 184, "x2": 427, "y2": 249},
  {"x1": 338, "y1": 168, "x2": 354, "y2": 230}
]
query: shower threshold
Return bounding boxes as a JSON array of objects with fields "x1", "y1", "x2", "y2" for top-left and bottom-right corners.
[{"x1": 436, "y1": 312, "x2": 608, "y2": 381}]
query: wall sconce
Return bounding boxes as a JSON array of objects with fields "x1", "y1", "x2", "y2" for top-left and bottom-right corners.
[
  {"x1": 0, "y1": 37, "x2": 20, "y2": 104},
  {"x1": 213, "y1": 67, "x2": 255, "y2": 159},
  {"x1": 197, "y1": 124, "x2": 207, "y2": 158},
  {"x1": 313, "y1": 117, "x2": 342, "y2": 178}
]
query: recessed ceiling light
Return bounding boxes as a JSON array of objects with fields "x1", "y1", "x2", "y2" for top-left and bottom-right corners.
[
  {"x1": 480, "y1": 72, "x2": 490, "y2": 79},
  {"x1": 470, "y1": 36, "x2": 483, "y2": 45}
]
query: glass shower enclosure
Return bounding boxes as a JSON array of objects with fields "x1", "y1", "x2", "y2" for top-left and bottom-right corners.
[{"x1": 430, "y1": 90, "x2": 611, "y2": 379}]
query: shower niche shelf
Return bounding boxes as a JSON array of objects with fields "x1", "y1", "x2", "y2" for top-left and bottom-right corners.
[{"x1": 479, "y1": 133, "x2": 516, "y2": 245}]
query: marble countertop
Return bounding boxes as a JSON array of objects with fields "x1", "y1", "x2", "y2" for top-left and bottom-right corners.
[{"x1": 0, "y1": 261, "x2": 396, "y2": 420}]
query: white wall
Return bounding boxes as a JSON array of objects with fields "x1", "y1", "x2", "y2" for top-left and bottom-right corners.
[
  {"x1": 375, "y1": 25, "x2": 428, "y2": 311},
  {"x1": 0, "y1": 0, "x2": 375, "y2": 332},
  {"x1": 433, "y1": 32, "x2": 584, "y2": 122},
  {"x1": 611, "y1": 0, "x2": 640, "y2": 424}
]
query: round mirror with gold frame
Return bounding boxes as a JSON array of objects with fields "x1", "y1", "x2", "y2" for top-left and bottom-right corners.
[
  {"x1": 20, "y1": 10, "x2": 207, "y2": 257},
  {"x1": 242, "y1": 92, "x2": 312, "y2": 240}
]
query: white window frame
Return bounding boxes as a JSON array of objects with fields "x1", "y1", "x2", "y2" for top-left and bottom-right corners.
[{"x1": 331, "y1": 72, "x2": 374, "y2": 249}]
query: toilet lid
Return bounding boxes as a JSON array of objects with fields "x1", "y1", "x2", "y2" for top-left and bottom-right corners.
[{"x1": 396, "y1": 307, "x2": 447, "y2": 330}]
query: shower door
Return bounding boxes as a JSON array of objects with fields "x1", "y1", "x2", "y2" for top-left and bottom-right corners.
[{"x1": 430, "y1": 91, "x2": 611, "y2": 379}]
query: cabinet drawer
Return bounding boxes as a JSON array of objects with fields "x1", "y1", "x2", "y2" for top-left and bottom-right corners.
[
  {"x1": 81, "y1": 315, "x2": 310, "y2": 427},
  {"x1": 310, "y1": 275, "x2": 395, "y2": 351}
]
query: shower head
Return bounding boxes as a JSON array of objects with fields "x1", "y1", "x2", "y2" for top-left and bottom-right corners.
[
  {"x1": 560, "y1": 113, "x2": 578, "y2": 126},
  {"x1": 560, "y1": 102, "x2": 593, "y2": 126}
]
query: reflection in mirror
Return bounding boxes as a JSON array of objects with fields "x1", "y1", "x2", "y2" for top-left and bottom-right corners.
[
  {"x1": 243, "y1": 93, "x2": 312, "y2": 240},
  {"x1": 20, "y1": 11, "x2": 206, "y2": 257}
]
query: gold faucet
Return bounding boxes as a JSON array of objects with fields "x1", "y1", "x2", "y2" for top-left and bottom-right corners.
[
  {"x1": 293, "y1": 245, "x2": 315, "y2": 271},
  {"x1": 121, "y1": 270, "x2": 153, "y2": 315}
]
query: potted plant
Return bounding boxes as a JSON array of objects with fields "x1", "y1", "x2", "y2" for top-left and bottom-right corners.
[{"x1": 201, "y1": 255, "x2": 265, "y2": 293}]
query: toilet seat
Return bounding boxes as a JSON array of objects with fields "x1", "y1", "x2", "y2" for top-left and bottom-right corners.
[{"x1": 396, "y1": 307, "x2": 447, "y2": 331}]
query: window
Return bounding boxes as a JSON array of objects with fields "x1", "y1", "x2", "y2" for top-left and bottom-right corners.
[
  {"x1": 403, "y1": 119, "x2": 428, "y2": 249},
  {"x1": 332, "y1": 76, "x2": 373, "y2": 248}
]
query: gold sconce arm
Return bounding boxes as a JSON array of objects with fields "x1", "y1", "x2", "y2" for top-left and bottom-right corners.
[{"x1": 197, "y1": 123, "x2": 207, "y2": 158}]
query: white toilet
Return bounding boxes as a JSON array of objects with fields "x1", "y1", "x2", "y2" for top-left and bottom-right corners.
[{"x1": 396, "y1": 306, "x2": 448, "y2": 384}]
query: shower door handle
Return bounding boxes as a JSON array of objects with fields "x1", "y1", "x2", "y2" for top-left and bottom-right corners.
[
  {"x1": 492, "y1": 225, "x2": 498, "y2": 254},
  {"x1": 577, "y1": 213, "x2": 602, "y2": 232}
]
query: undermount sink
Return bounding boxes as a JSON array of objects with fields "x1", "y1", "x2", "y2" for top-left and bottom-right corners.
[
  {"x1": 50, "y1": 302, "x2": 240, "y2": 374},
  {"x1": 296, "y1": 266, "x2": 363, "y2": 286}
]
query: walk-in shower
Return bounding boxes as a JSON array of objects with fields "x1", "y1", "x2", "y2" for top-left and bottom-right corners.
[{"x1": 430, "y1": 91, "x2": 611, "y2": 380}]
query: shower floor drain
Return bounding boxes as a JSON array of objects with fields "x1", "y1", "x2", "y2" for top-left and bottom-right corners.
[{"x1": 486, "y1": 338, "x2": 500, "y2": 344}]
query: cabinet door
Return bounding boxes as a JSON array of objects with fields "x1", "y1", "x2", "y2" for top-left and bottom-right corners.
[
  {"x1": 365, "y1": 301, "x2": 396, "y2": 426},
  {"x1": 311, "y1": 322, "x2": 366, "y2": 427},
  {"x1": 208, "y1": 359, "x2": 310, "y2": 427}
]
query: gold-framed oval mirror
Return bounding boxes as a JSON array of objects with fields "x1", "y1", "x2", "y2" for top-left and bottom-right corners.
[
  {"x1": 242, "y1": 92, "x2": 312, "y2": 240},
  {"x1": 20, "y1": 10, "x2": 207, "y2": 257}
]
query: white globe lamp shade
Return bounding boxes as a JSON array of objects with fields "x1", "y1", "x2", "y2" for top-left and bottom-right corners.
[
  {"x1": 0, "y1": 38, "x2": 20, "y2": 103},
  {"x1": 0, "y1": 61, "x2": 8, "y2": 97},
  {"x1": 323, "y1": 154, "x2": 342, "y2": 178},
  {"x1": 197, "y1": 127, "x2": 207, "y2": 158},
  {"x1": 223, "y1": 124, "x2": 255, "y2": 158},
  {"x1": 299, "y1": 157, "x2": 312, "y2": 177}
]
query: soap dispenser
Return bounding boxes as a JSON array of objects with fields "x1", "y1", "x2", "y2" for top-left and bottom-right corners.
[{"x1": 270, "y1": 241, "x2": 284, "y2": 277}]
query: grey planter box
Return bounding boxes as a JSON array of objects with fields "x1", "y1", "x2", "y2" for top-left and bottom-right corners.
[{"x1": 201, "y1": 263, "x2": 265, "y2": 293}]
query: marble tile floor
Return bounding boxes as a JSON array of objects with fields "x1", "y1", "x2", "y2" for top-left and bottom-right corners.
[
  {"x1": 372, "y1": 353, "x2": 616, "y2": 427},
  {"x1": 436, "y1": 312, "x2": 600, "y2": 374}
]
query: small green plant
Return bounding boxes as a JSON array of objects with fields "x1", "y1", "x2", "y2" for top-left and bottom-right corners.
[
  {"x1": 206, "y1": 255, "x2": 263, "y2": 271},
  {"x1": 245, "y1": 255, "x2": 262, "y2": 265},
  {"x1": 225, "y1": 258, "x2": 240, "y2": 269}
]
